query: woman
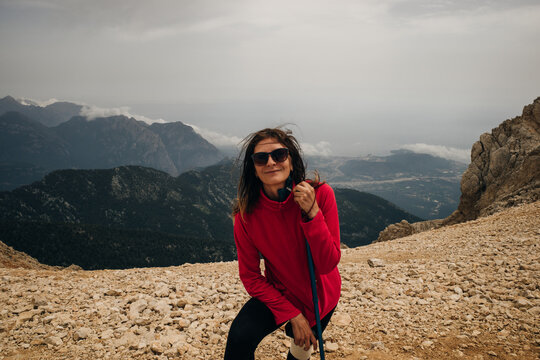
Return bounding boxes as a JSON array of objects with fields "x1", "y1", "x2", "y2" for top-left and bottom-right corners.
[{"x1": 224, "y1": 127, "x2": 341, "y2": 360}]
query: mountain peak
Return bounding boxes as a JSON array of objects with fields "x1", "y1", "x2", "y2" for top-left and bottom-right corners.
[{"x1": 0, "y1": 95, "x2": 19, "y2": 104}]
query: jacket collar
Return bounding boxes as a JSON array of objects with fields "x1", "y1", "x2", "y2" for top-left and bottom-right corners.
[{"x1": 258, "y1": 181, "x2": 297, "y2": 211}]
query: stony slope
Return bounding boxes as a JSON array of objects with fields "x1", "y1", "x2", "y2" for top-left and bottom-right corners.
[
  {"x1": 0, "y1": 241, "x2": 57, "y2": 270},
  {"x1": 0, "y1": 202, "x2": 538, "y2": 360}
]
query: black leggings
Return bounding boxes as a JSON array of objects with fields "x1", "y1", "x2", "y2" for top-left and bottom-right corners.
[{"x1": 224, "y1": 297, "x2": 335, "y2": 360}]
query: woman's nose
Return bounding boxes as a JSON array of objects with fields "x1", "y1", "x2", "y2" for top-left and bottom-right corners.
[{"x1": 265, "y1": 155, "x2": 276, "y2": 166}]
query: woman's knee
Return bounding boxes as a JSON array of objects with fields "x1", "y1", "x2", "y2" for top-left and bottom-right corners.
[
  {"x1": 227, "y1": 319, "x2": 256, "y2": 348},
  {"x1": 225, "y1": 298, "x2": 278, "y2": 358},
  {"x1": 224, "y1": 319, "x2": 260, "y2": 359}
]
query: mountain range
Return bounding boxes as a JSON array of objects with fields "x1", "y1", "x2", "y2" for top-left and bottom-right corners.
[
  {"x1": 0, "y1": 95, "x2": 467, "y2": 219},
  {"x1": 0, "y1": 161, "x2": 420, "y2": 269},
  {"x1": 0, "y1": 96, "x2": 224, "y2": 190}
]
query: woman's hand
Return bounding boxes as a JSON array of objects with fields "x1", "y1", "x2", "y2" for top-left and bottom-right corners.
[
  {"x1": 293, "y1": 182, "x2": 319, "y2": 219},
  {"x1": 290, "y1": 313, "x2": 317, "y2": 351}
]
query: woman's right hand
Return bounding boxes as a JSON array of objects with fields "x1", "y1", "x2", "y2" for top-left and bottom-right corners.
[{"x1": 290, "y1": 313, "x2": 317, "y2": 351}]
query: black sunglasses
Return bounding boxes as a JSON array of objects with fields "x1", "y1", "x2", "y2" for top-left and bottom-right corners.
[{"x1": 251, "y1": 148, "x2": 289, "y2": 166}]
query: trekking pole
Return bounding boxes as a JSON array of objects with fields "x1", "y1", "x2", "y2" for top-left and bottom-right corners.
[{"x1": 305, "y1": 240, "x2": 325, "y2": 360}]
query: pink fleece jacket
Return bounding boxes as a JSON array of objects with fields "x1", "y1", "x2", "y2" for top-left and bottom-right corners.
[{"x1": 233, "y1": 183, "x2": 341, "y2": 326}]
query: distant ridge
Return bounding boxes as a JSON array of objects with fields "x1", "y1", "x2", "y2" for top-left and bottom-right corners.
[{"x1": 0, "y1": 95, "x2": 83, "y2": 127}]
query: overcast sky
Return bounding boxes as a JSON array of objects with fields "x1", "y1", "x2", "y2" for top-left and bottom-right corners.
[{"x1": 1, "y1": 0, "x2": 539, "y2": 162}]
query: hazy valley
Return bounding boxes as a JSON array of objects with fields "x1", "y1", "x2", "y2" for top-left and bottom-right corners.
[{"x1": 309, "y1": 151, "x2": 466, "y2": 220}]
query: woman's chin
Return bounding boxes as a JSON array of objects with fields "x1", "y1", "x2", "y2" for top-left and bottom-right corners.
[{"x1": 261, "y1": 175, "x2": 288, "y2": 186}]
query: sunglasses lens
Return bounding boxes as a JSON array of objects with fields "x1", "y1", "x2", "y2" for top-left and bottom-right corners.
[
  {"x1": 271, "y1": 148, "x2": 289, "y2": 162},
  {"x1": 251, "y1": 148, "x2": 289, "y2": 165},
  {"x1": 252, "y1": 152, "x2": 269, "y2": 165}
]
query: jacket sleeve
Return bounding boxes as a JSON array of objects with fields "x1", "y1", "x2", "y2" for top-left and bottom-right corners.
[
  {"x1": 300, "y1": 184, "x2": 341, "y2": 274},
  {"x1": 234, "y1": 213, "x2": 301, "y2": 325}
]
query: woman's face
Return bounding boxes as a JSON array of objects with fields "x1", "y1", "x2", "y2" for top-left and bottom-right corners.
[{"x1": 253, "y1": 137, "x2": 293, "y2": 189}]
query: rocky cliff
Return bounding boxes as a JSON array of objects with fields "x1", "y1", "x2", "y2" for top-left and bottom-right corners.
[
  {"x1": 1, "y1": 201, "x2": 538, "y2": 359},
  {"x1": 447, "y1": 97, "x2": 540, "y2": 223},
  {"x1": 377, "y1": 97, "x2": 540, "y2": 243}
]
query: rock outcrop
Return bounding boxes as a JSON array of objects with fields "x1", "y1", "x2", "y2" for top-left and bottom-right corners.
[
  {"x1": 0, "y1": 201, "x2": 538, "y2": 359},
  {"x1": 446, "y1": 97, "x2": 540, "y2": 224},
  {"x1": 377, "y1": 97, "x2": 540, "y2": 243},
  {"x1": 375, "y1": 219, "x2": 444, "y2": 243}
]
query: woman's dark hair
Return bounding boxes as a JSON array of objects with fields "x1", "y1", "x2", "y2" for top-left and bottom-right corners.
[{"x1": 233, "y1": 127, "x2": 322, "y2": 219}]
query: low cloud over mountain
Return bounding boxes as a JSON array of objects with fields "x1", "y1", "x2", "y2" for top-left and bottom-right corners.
[
  {"x1": 188, "y1": 123, "x2": 242, "y2": 154},
  {"x1": 79, "y1": 105, "x2": 167, "y2": 124},
  {"x1": 401, "y1": 143, "x2": 470, "y2": 164},
  {"x1": 302, "y1": 140, "x2": 333, "y2": 156}
]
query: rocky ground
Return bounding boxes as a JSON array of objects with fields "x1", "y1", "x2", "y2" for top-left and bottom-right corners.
[{"x1": 1, "y1": 201, "x2": 539, "y2": 360}]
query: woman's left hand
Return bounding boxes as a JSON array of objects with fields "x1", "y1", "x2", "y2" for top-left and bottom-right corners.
[
  {"x1": 290, "y1": 313, "x2": 317, "y2": 351},
  {"x1": 293, "y1": 181, "x2": 319, "y2": 219}
]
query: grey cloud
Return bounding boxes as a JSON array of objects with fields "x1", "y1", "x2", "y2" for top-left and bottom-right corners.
[
  {"x1": 401, "y1": 143, "x2": 470, "y2": 163},
  {"x1": 16, "y1": 96, "x2": 60, "y2": 107},
  {"x1": 3, "y1": 0, "x2": 250, "y2": 35},
  {"x1": 1, "y1": 0, "x2": 538, "y2": 158},
  {"x1": 388, "y1": 0, "x2": 540, "y2": 18}
]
